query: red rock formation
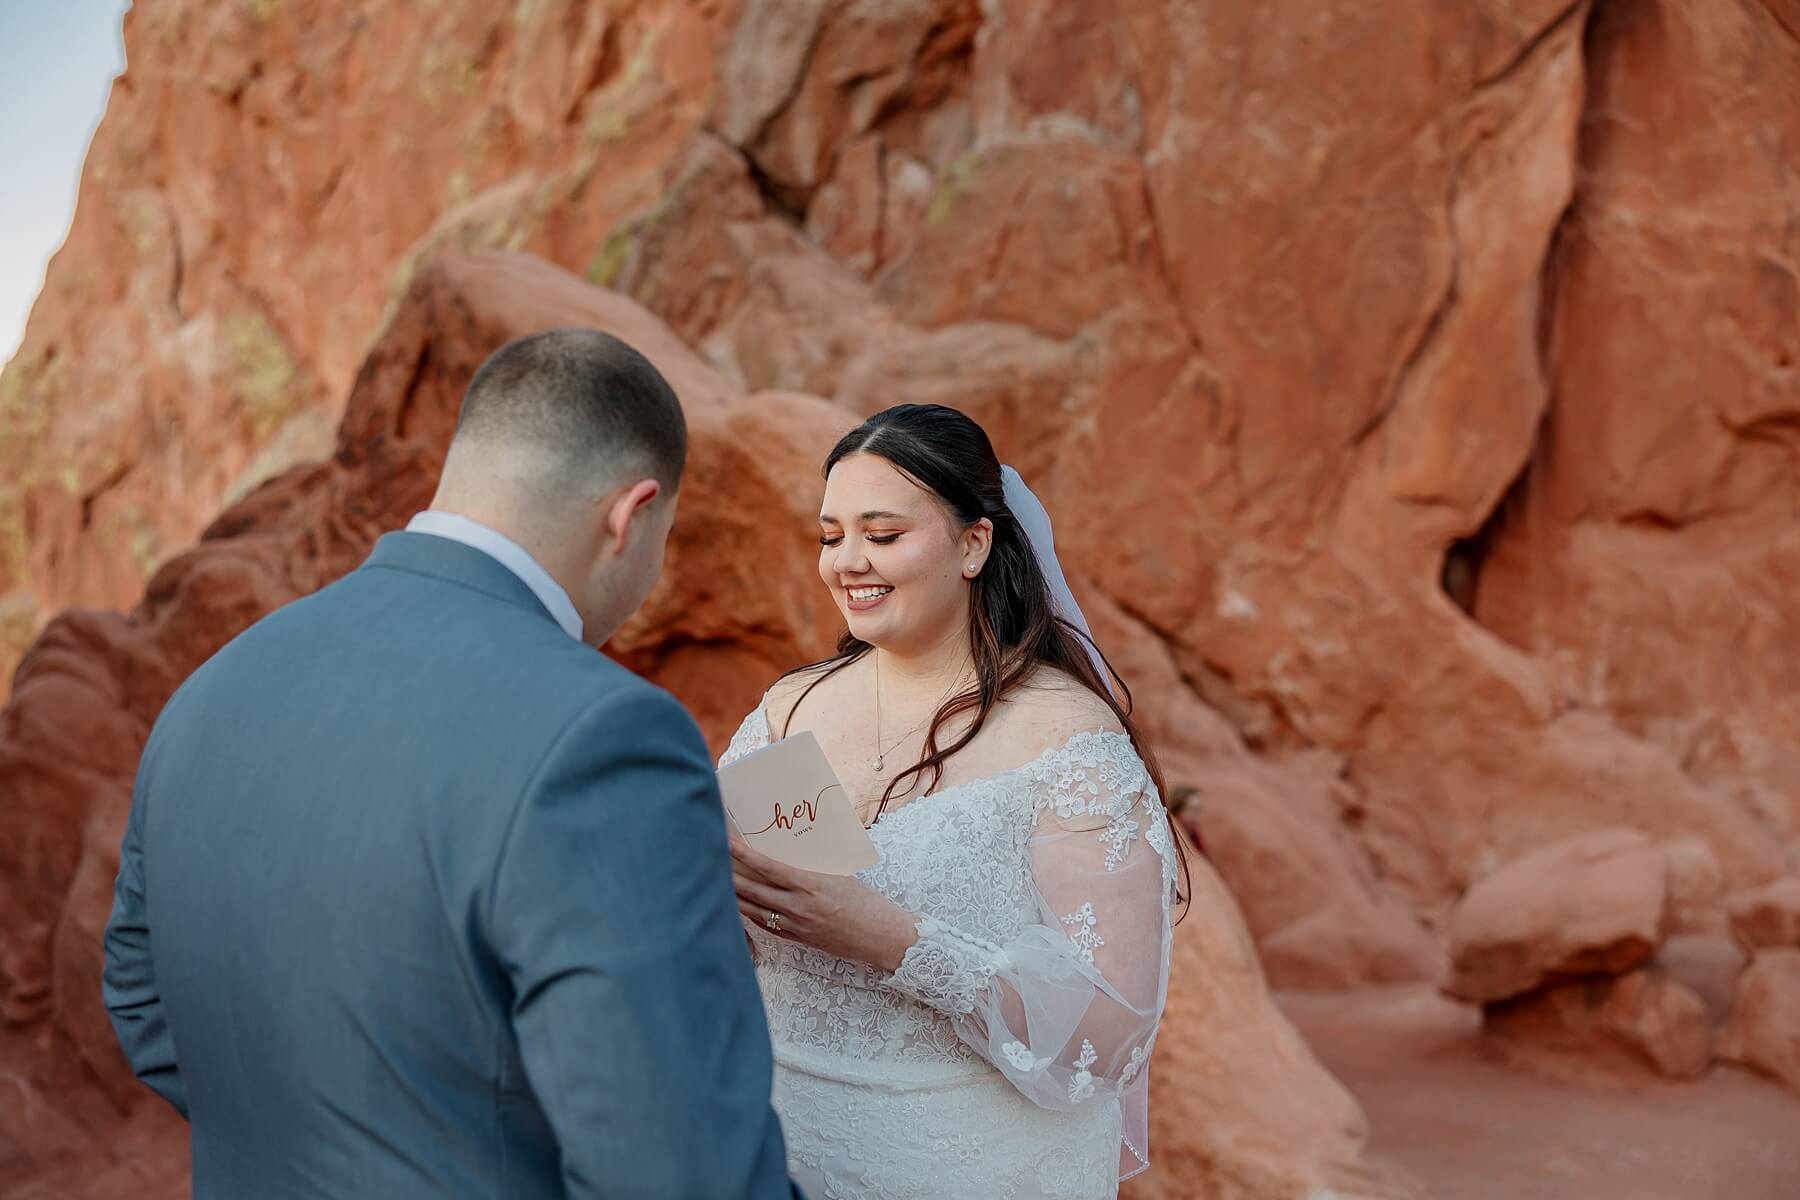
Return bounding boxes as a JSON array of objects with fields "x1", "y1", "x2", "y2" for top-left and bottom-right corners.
[
  {"x1": 1445, "y1": 828, "x2": 1669, "y2": 1004},
  {"x1": 1120, "y1": 853, "x2": 1411, "y2": 1200},
  {"x1": 1719, "y1": 948, "x2": 1800, "y2": 1095},
  {"x1": 1451, "y1": 931, "x2": 1750, "y2": 1095},
  {"x1": 8, "y1": 0, "x2": 1796, "y2": 944},
  {"x1": 1598, "y1": 968, "x2": 1715, "y2": 1079},
  {"x1": 1482, "y1": 967, "x2": 1714, "y2": 1083},
  {"x1": 1473, "y1": 0, "x2": 1800, "y2": 883},
  {"x1": 591, "y1": 0, "x2": 1794, "y2": 933},
  {"x1": 7, "y1": 0, "x2": 1800, "y2": 1192},
  {"x1": 1728, "y1": 877, "x2": 1800, "y2": 953},
  {"x1": 0, "y1": 0, "x2": 732, "y2": 675},
  {"x1": 1083, "y1": 587, "x2": 1445, "y2": 991}
]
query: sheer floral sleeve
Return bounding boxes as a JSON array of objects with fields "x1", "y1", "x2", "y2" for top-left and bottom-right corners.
[
  {"x1": 880, "y1": 732, "x2": 1174, "y2": 1160},
  {"x1": 718, "y1": 700, "x2": 772, "y2": 769}
]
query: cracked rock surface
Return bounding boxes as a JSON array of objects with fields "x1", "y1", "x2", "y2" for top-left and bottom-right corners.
[{"x1": 5, "y1": 2, "x2": 1800, "y2": 1196}]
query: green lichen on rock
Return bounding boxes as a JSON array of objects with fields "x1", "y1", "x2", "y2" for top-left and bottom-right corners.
[
  {"x1": 583, "y1": 110, "x2": 630, "y2": 152},
  {"x1": 419, "y1": 45, "x2": 479, "y2": 110},
  {"x1": 222, "y1": 407, "x2": 335, "y2": 509},
  {"x1": 122, "y1": 504, "x2": 163, "y2": 579},
  {"x1": 0, "y1": 589, "x2": 37, "y2": 660},
  {"x1": 585, "y1": 228, "x2": 639, "y2": 289},
  {"x1": 0, "y1": 363, "x2": 26, "y2": 448},
  {"x1": 486, "y1": 211, "x2": 525, "y2": 251},
  {"x1": 0, "y1": 491, "x2": 28, "y2": 587},
  {"x1": 576, "y1": 19, "x2": 663, "y2": 158},
  {"x1": 378, "y1": 252, "x2": 422, "y2": 336},
  {"x1": 121, "y1": 192, "x2": 166, "y2": 256},
  {"x1": 0, "y1": 350, "x2": 60, "y2": 475},
  {"x1": 926, "y1": 154, "x2": 986, "y2": 227},
  {"x1": 444, "y1": 168, "x2": 473, "y2": 207},
  {"x1": 227, "y1": 312, "x2": 298, "y2": 438},
  {"x1": 585, "y1": 184, "x2": 680, "y2": 293}
]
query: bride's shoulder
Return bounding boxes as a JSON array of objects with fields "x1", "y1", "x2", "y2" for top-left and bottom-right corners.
[
  {"x1": 761, "y1": 659, "x2": 847, "y2": 733},
  {"x1": 1005, "y1": 665, "x2": 1126, "y2": 748}
]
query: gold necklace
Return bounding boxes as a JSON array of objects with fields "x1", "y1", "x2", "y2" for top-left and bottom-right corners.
[{"x1": 871, "y1": 651, "x2": 965, "y2": 774}]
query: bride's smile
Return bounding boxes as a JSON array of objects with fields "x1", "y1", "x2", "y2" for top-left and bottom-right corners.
[
  {"x1": 817, "y1": 450, "x2": 992, "y2": 660},
  {"x1": 844, "y1": 586, "x2": 892, "y2": 607}
]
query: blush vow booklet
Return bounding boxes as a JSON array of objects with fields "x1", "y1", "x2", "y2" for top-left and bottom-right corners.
[{"x1": 717, "y1": 731, "x2": 880, "y2": 875}]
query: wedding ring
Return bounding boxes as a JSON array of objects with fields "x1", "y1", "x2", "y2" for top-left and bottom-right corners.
[{"x1": 764, "y1": 910, "x2": 783, "y2": 932}]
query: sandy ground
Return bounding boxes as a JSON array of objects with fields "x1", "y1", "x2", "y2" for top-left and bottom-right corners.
[{"x1": 1282, "y1": 979, "x2": 1800, "y2": 1200}]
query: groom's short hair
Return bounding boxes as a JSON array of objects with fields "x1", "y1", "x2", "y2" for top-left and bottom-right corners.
[{"x1": 453, "y1": 327, "x2": 687, "y2": 490}]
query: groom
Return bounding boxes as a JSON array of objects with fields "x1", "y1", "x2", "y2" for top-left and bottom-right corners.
[{"x1": 102, "y1": 329, "x2": 800, "y2": 1198}]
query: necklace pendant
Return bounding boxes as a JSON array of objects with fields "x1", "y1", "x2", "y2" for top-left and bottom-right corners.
[{"x1": 872, "y1": 756, "x2": 884, "y2": 774}]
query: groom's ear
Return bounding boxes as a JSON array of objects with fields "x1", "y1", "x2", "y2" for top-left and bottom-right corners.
[{"x1": 603, "y1": 478, "x2": 663, "y2": 555}]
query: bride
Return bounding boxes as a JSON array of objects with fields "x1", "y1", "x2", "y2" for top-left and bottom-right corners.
[{"x1": 721, "y1": 404, "x2": 1189, "y2": 1199}]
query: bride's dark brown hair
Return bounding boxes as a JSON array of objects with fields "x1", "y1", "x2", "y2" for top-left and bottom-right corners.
[{"x1": 779, "y1": 403, "x2": 1191, "y2": 915}]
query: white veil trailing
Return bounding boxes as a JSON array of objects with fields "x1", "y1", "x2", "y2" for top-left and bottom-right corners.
[
  {"x1": 1000, "y1": 465, "x2": 1156, "y2": 1182},
  {"x1": 999, "y1": 466, "x2": 1113, "y2": 696}
]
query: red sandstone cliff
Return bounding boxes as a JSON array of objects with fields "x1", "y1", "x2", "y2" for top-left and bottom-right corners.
[{"x1": 6, "y1": 1, "x2": 1800, "y2": 1195}]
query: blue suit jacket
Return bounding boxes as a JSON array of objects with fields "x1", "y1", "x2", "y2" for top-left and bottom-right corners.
[{"x1": 102, "y1": 532, "x2": 798, "y2": 1198}]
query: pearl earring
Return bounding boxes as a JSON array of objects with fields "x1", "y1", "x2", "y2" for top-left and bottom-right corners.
[{"x1": 967, "y1": 563, "x2": 978, "y2": 575}]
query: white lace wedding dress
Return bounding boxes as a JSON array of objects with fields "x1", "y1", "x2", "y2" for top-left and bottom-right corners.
[{"x1": 720, "y1": 700, "x2": 1177, "y2": 1200}]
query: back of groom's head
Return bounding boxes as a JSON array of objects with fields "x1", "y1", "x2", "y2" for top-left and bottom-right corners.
[{"x1": 451, "y1": 327, "x2": 686, "y2": 492}]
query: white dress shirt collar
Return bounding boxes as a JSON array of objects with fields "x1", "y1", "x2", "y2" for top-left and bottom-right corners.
[{"x1": 404, "y1": 511, "x2": 584, "y2": 642}]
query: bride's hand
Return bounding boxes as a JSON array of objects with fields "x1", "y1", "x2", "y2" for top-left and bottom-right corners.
[{"x1": 729, "y1": 835, "x2": 919, "y2": 973}]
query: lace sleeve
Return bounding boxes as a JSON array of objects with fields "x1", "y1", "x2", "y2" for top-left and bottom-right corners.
[
  {"x1": 883, "y1": 733, "x2": 1175, "y2": 1133},
  {"x1": 717, "y1": 699, "x2": 771, "y2": 768}
]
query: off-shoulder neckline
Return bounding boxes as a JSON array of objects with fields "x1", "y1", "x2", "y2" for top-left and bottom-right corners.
[{"x1": 742, "y1": 704, "x2": 1151, "y2": 823}]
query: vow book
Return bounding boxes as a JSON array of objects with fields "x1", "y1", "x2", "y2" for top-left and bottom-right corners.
[{"x1": 717, "y1": 731, "x2": 880, "y2": 875}]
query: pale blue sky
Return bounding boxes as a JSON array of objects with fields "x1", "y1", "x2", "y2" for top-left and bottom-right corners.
[{"x1": 1, "y1": 1, "x2": 130, "y2": 364}]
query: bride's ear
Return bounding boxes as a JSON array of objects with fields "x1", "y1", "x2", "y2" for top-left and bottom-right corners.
[
  {"x1": 960, "y1": 517, "x2": 994, "y2": 576},
  {"x1": 603, "y1": 478, "x2": 662, "y2": 554}
]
